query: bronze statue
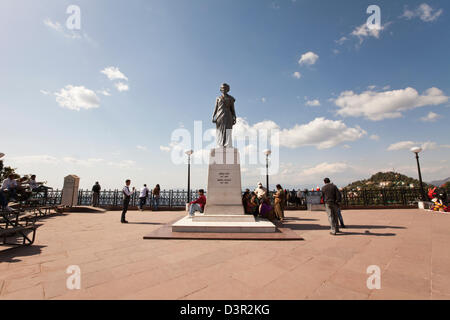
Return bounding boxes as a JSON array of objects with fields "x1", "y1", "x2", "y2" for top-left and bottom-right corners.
[{"x1": 212, "y1": 83, "x2": 236, "y2": 148}]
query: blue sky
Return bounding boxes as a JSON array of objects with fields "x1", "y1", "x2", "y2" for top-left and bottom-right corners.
[{"x1": 1, "y1": 0, "x2": 449, "y2": 190}]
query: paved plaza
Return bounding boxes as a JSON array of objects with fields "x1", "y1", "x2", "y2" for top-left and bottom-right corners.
[{"x1": 0, "y1": 209, "x2": 449, "y2": 300}]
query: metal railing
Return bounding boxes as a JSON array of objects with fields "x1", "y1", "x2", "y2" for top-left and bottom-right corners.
[{"x1": 41, "y1": 187, "x2": 448, "y2": 209}]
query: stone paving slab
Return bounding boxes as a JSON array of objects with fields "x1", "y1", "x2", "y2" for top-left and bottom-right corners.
[{"x1": 0, "y1": 209, "x2": 449, "y2": 300}]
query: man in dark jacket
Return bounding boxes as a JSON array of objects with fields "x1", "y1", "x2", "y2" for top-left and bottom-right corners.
[
  {"x1": 92, "y1": 182, "x2": 101, "y2": 207},
  {"x1": 321, "y1": 178, "x2": 342, "y2": 235}
]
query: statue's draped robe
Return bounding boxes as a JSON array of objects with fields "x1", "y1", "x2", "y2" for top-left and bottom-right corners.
[{"x1": 212, "y1": 94, "x2": 236, "y2": 148}]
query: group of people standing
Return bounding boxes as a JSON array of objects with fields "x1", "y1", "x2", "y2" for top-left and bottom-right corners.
[
  {"x1": 242, "y1": 182, "x2": 286, "y2": 221},
  {"x1": 90, "y1": 180, "x2": 161, "y2": 224}
]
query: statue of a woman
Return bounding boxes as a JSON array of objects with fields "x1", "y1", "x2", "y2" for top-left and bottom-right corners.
[{"x1": 212, "y1": 83, "x2": 236, "y2": 148}]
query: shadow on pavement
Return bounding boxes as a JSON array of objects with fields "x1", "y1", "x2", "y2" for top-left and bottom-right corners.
[{"x1": 0, "y1": 245, "x2": 46, "y2": 263}]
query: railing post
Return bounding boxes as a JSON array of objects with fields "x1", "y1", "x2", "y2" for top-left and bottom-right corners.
[{"x1": 169, "y1": 190, "x2": 173, "y2": 208}]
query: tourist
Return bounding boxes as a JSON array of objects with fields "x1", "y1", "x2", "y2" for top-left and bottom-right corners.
[
  {"x1": 187, "y1": 189, "x2": 206, "y2": 218},
  {"x1": 91, "y1": 181, "x2": 101, "y2": 207},
  {"x1": 249, "y1": 192, "x2": 259, "y2": 216},
  {"x1": 274, "y1": 184, "x2": 285, "y2": 221},
  {"x1": 139, "y1": 184, "x2": 150, "y2": 211},
  {"x1": 259, "y1": 197, "x2": 276, "y2": 221},
  {"x1": 121, "y1": 179, "x2": 135, "y2": 224},
  {"x1": 1, "y1": 174, "x2": 18, "y2": 201},
  {"x1": 337, "y1": 205, "x2": 346, "y2": 228},
  {"x1": 242, "y1": 189, "x2": 251, "y2": 213},
  {"x1": 28, "y1": 175, "x2": 52, "y2": 198},
  {"x1": 321, "y1": 178, "x2": 342, "y2": 235},
  {"x1": 254, "y1": 182, "x2": 267, "y2": 201},
  {"x1": 0, "y1": 189, "x2": 7, "y2": 210},
  {"x1": 152, "y1": 184, "x2": 161, "y2": 211}
]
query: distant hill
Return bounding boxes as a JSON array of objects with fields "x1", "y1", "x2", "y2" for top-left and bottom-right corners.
[
  {"x1": 429, "y1": 177, "x2": 450, "y2": 187},
  {"x1": 345, "y1": 171, "x2": 428, "y2": 190}
]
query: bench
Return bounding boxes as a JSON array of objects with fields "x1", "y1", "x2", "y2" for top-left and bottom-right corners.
[{"x1": 0, "y1": 210, "x2": 36, "y2": 246}]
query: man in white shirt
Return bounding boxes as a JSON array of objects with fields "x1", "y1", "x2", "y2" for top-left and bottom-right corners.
[
  {"x1": 1, "y1": 174, "x2": 18, "y2": 201},
  {"x1": 121, "y1": 179, "x2": 135, "y2": 223},
  {"x1": 254, "y1": 182, "x2": 267, "y2": 201},
  {"x1": 28, "y1": 175, "x2": 52, "y2": 198},
  {"x1": 138, "y1": 184, "x2": 150, "y2": 211}
]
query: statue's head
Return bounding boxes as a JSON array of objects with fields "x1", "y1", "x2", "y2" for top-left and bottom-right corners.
[{"x1": 220, "y1": 83, "x2": 230, "y2": 94}]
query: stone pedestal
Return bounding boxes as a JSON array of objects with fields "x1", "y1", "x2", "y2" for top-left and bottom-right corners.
[
  {"x1": 61, "y1": 174, "x2": 80, "y2": 207},
  {"x1": 172, "y1": 148, "x2": 276, "y2": 233},
  {"x1": 203, "y1": 147, "x2": 244, "y2": 216}
]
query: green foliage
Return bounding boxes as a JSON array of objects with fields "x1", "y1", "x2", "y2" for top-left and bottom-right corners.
[
  {"x1": 345, "y1": 171, "x2": 428, "y2": 190},
  {"x1": 0, "y1": 160, "x2": 17, "y2": 183}
]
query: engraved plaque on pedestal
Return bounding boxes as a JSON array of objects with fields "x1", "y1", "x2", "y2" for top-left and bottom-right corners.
[{"x1": 203, "y1": 147, "x2": 244, "y2": 215}]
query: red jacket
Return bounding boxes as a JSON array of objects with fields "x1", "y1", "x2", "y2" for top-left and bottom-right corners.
[{"x1": 190, "y1": 195, "x2": 206, "y2": 210}]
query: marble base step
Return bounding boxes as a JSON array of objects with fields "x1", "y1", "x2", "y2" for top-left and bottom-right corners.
[
  {"x1": 172, "y1": 216, "x2": 276, "y2": 233},
  {"x1": 193, "y1": 214, "x2": 256, "y2": 222}
]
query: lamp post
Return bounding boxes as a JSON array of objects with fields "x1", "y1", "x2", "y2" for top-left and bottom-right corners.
[
  {"x1": 263, "y1": 149, "x2": 271, "y2": 192},
  {"x1": 411, "y1": 147, "x2": 426, "y2": 201},
  {"x1": 185, "y1": 150, "x2": 193, "y2": 203}
]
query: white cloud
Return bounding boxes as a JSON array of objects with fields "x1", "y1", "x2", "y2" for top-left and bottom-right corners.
[
  {"x1": 63, "y1": 157, "x2": 104, "y2": 167},
  {"x1": 43, "y1": 18, "x2": 82, "y2": 40},
  {"x1": 370, "y1": 134, "x2": 380, "y2": 141},
  {"x1": 305, "y1": 99, "x2": 320, "y2": 107},
  {"x1": 298, "y1": 51, "x2": 319, "y2": 66},
  {"x1": 107, "y1": 160, "x2": 136, "y2": 168},
  {"x1": 234, "y1": 117, "x2": 366, "y2": 150},
  {"x1": 97, "y1": 89, "x2": 111, "y2": 96},
  {"x1": 10, "y1": 155, "x2": 105, "y2": 167},
  {"x1": 292, "y1": 71, "x2": 301, "y2": 79},
  {"x1": 401, "y1": 4, "x2": 443, "y2": 22},
  {"x1": 261, "y1": 97, "x2": 267, "y2": 103},
  {"x1": 114, "y1": 82, "x2": 129, "y2": 92},
  {"x1": 54, "y1": 85, "x2": 100, "y2": 111},
  {"x1": 333, "y1": 87, "x2": 449, "y2": 121},
  {"x1": 11, "y1": 155, "x2": 59, "y2": 165},
  {"x1": 350, "y1": 22, "x2": 389, "y2": 44},
  {"x1": 335, "y1": 36, "x2": 348, "y2": 45},
  {"x1": 387, "y1": 140, "x2": 440, "y2": 151},
  {"x1": 160, "y1": 146, "x2": 171, "y2": 152},
  {"x1": 420, "y1": 111, "x2": 439, "y2": 122},
  {"x1": 301, "y1": 162, "x2": 349, "y2": 177},
  {"x1": 101, "y1": 67, "x2": 128, "y2": 81},
  {"x1": 40, "y1": 90, "x2": 50, "y2": 95},
  {"x1": 136, "y1": 145, "x2": 147, "y2": 151}
]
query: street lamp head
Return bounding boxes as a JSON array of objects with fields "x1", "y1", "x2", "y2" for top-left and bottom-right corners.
[
  {"x1": 185, "y1": 149, "x2": 194, "y2": 156},
  {"x1": 410, "y1": 147, "x2": 422, "y2": 154},
  {"x1": 263, "y1": 149, "x2": 272, "y2": 156}
]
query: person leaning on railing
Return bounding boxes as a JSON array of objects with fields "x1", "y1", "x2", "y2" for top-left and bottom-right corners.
[{"x1": 152, "y1": 184, "x2": 160, "y2": 211}]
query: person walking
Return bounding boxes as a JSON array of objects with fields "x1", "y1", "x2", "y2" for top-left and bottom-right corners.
[
  {"x1": 321, "y1": 178, "x2": 342, "y2": 235},
  {"x1": 91, "y1": 181, "x2": 101, "y2": 207},
  {"x1": 152, "y1": 184, "x2": 160, "y2": 211},
  {"x1": 139, "y1": 184, "x2": 150, "y2": 211},
  {"x1": 121, "y1": 179, "x2": 134, "y2": 223}
]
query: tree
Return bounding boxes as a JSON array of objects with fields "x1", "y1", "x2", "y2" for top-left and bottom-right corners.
[{"x1": 0, "y1": 160, "x2": 17, "y2": 183}]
